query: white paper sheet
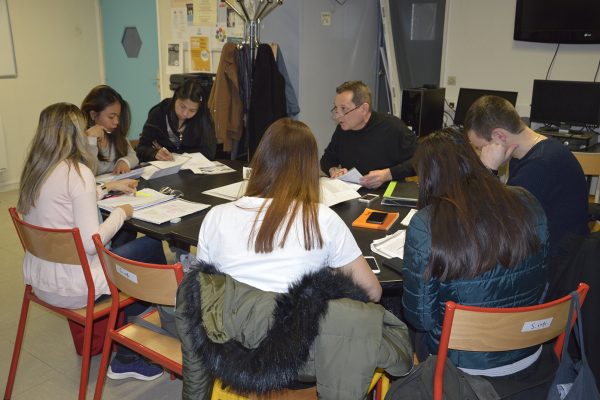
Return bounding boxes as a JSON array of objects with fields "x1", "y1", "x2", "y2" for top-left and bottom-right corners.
[
  {"x1": 370, "y1": 230, "x2": 406, "y2": 259},
  {"x1": 95, "y1": 168, "x2": 144, "y2": 184},
  {"x1": 338, "y1": 168, "x2": 363, "y2": 185},
  {"x1": 320, "y1": 178, "x2": 361, "y2": 207},
  {"x1": 133, "y1": 199, "x2": 210, "y2": 224},
  {"x1": 97, "y1": 188, "x2": 174, "y2": 212},
  {"x1": 202, "y1": 181, "x2": 247, "y2": 201},
  {"x1": 401, "y1": 209, "x2": 418, "y2": 226}
]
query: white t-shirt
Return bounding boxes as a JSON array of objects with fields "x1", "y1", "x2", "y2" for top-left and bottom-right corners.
[{"x1": 197, "y1": 196, "x2": 362, "y2": 293}]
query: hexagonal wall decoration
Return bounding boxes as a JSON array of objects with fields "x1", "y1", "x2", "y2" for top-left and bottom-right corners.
[{"x1": 122, "y1": 27, "x2": 142, "y2": 58}]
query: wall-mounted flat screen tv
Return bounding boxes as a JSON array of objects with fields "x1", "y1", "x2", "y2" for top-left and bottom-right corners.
[{"x1": 514, "y1": 0, "x2": 600, "y2": 44}]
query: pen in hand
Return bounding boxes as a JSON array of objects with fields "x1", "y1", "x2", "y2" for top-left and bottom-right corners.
[{"x1": 152, "y1": 140, "x2": 173, "y2": 161}]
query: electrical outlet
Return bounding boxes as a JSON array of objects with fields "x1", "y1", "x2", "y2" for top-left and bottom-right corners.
[
  {"x1": 447, "y1": 76, "x2": 456, "y2": 86},
  {"x1": 321, "y1": 12, "x2": 331, "y2": 26}
]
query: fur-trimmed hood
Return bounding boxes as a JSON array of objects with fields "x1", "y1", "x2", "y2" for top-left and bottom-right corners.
[{"x1": 176, "y1": 263, "x2": 370, "y2": 394}]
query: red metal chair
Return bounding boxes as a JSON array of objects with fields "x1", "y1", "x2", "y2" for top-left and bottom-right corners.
[
  {"x1": 4, "y1": 207, "x2": 136, "y2": 400},
  {"x1": 92, "y1": 233, "x2": 184, "y2": 400},
  {"x1": 433, "y1": 282, "x2": 590, "y2": 400}
]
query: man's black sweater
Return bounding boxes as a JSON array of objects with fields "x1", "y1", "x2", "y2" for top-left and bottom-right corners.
[{"x1": 320, "y1": 111, "x2": 417, "y2": 180}]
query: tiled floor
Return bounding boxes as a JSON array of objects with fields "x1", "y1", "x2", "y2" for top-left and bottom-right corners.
[{"x1": 0, "y1": 189, "x2": 183, "y2": 399}]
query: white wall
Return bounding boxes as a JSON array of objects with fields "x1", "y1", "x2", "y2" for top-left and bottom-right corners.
[
  {"x1": 156, "y1": 0, "x2": 380, "y2": 155},
  {"x1": 0, "y1": 0, "x2": 103, "y2": 191},
  {"x1": 441, "y1": 0, "x2": 600, "y2": 116}
]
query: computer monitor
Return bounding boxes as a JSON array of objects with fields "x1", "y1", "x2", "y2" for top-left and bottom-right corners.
[
  {"x1": 530, "y1": 79, "x2": 600, "y2": 128},
  {"x1": 453, "y1": 88, "x2": 518, "y2": 126}
]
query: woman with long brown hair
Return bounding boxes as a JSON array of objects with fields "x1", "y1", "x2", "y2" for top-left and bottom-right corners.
[
  {"x1": 196, "y1": 117, "x2": 381, "y2": 301},
  {"x1": 402, "y1": 128, "x2": 550, "y2": 388}
]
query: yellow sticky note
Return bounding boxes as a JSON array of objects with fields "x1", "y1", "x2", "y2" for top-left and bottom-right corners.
[{"x1": 136, "y1": 191, "x2": 151, "y2": 198}]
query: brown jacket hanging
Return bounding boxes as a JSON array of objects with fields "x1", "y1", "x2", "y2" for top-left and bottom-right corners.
[{"x1": 208, "y1": 42, "x2": 243, "y2": 152}]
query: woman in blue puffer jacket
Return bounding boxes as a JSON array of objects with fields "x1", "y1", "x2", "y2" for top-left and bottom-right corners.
[{"x1": 402, "y1": 128, "x2": 550, "y2": 379}]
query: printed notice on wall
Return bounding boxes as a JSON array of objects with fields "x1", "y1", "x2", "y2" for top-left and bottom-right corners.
[
  {"x1": 189, "y1": 35, "x2": 211, "y2": 72},
  {"x1": 193, "y1": 0, "x2": 217, "y2": 26}
]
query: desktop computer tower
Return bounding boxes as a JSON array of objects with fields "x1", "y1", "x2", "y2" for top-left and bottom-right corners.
[{"x1": 401, "y1": 87, "x2": 445, "y2": 136}]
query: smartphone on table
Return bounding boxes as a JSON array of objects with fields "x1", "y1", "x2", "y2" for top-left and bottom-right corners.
[
  {"x1": 366, "y1": 211, "x2": 387, "y2": 225},
  {"x1": 365, "y1": 256, "x2": 380, "y2": 274}
]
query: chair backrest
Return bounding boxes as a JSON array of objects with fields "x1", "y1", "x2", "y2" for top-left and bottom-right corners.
[
  {"x1": 433, "y1": 282, "x2": 590, "y2": 400},
  {"x1": 92, "y1": 234, "x2": 184, "y2": 305},
  {"x1": 9, "y1": 207, "x2": 94, "y2": 281},
  {"x1": 573, "y1": 151, "x2": 600, "y2": 203}
]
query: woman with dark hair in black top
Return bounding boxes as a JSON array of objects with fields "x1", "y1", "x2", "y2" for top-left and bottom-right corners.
[{"x1": 136, "y1": 79, "x2": 217, "y2": 162}]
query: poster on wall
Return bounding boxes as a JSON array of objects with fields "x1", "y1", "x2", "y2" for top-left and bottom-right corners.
[
  {"x1": 193, "y1": 0, "x2": 217, "y2": 26},
  {"x1": 167, "y1": 42, "x2": 184, "y2": 74},
  {"x1": 189, "y1": 35, "x2": 211, "y2": 72},
  {"x1": 171, "y1": 7, "x2": 187, "y2": 42}
]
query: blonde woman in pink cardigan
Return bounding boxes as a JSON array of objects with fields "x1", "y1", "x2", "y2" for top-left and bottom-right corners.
[{"x1": 17, "y1": 103, "x2": 166, "y2": 381}]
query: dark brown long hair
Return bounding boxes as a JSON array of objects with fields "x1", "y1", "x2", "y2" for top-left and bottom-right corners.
[
  {"x1": 245, "y1": 118, "x2": 323, "y2": 253},
  {"x1": 81, "y1": 85, "x2": 131, "y2": 161},
  {"x1": 414, "y1": 128, "x2": 540, "y2": 281}
]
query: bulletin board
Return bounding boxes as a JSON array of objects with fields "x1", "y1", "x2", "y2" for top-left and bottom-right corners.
[
  {"x1": 168, "y1": 0, "x2": 245, "y2": 74},
  {"x1": 0, "y1": 0, "x2": 17, "y2": 78}
]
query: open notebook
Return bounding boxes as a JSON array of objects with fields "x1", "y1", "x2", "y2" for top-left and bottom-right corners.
[{"x1": 98, "y1": 188, "x2": 210, "y2": 224}]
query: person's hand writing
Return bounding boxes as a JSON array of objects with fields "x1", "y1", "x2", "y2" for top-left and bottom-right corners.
[
  {"x1": 360, "y1": 168, "x2": 392, "y2": 189},
  {"x1": 86, "y1": 124, "x2": 105, "y2": 138},
  {"x1": 329, "y1": 166, "x2": 348, "y2": 179},
  {"x1": 115, "y1": 204, "x2": 134, "y2": 220},
  {"x1": 112, "y1": 160, "x2": 131, "y2": 174},
  {"x1": 105, "y1": 179, "x2": 138, "y2": 195},
  {"x1": 155, "y1": 147, "x2": 174, "y2": 161},
  {"x1": 480, "y1": 142, "x2": 518, "y2": 171}
]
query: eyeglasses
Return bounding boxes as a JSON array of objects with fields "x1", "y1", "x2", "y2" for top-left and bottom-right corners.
[
  {"x1": 159, "y1": 186, "x2": 184, "y2": 198},
  {"x1": 330, "y1": 104, "x2": 362, "y2": 119}
]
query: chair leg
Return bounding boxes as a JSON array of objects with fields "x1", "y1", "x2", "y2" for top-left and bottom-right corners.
[
  {"x1": 79, "y1": 318, "x2": 95, "y2": 400},
  {"x1": 4, "y1": 292, "x2": 31, "y2": 400},
  {"x1": 93, "y1": 334, "x2": 114, "y2": 400}
]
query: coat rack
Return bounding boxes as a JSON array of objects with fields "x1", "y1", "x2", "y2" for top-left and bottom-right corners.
[{"x1": 223, "y1": 0, "x2": 283, "y2": 62}]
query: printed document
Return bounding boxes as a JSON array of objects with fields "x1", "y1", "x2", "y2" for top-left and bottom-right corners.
[
  {"x1": 133, "y1": 199, "x2": 210, "y2": 224},
  {"x1": 320, "y1": 178, "x2": 361, "y2": 207},
  {"x1": 95, "y1": 168, "x2": 144, "y2": 184},
  {"x1": 338, "y1": 168, "x2": 363, "y2": 185},
  {"x1": 370, "y1": 230, "x2": 406, "y2": 259},
  {"x1": 203, "y1": 181, "x2": 248, "y2": 201},
  {"x1": 97, "y1": 188, "x2": 174, "y2": 212}
]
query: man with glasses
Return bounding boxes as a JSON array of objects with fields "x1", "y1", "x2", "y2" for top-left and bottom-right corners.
[{"x1": 320, "y1": 81, "x2": 417, "y2": 189}]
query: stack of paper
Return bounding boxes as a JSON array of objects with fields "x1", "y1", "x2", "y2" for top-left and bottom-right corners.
[
  {"x1": 97, "y1": 188, "x2": 174, "y2": 212},
  {"x1": 141, "y1": 154, "x2": 190, "y2": 180},
  {"x1": 202, "y1": 181, "x2": 248, "y2": 201},
  {"x1": 320, "y1": 178, "x2": 361, "y2": 207},
  {"x1": 133, "y1": 199, "x2": 210, "y2": 224},
  {"x1": 370, "y1": 230, "x2": 406, "y2": 259},
  {"x1": 179, "y1": 153, "x2": 236, "y2": 175},
  {"x1": 95, "y1": 168, "x2": 145, "y2": 184},
  {"x1": 190, "y1": 161, "x2": 236, "y2": 175}
]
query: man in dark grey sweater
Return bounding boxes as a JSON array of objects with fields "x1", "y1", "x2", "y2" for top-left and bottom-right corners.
[{"x1": 320, "y1": 81, "x2": 417, "y2": 189}]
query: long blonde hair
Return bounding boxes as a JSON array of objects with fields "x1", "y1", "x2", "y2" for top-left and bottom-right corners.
[
  {"x1": 245, "y1": 118, "x2": 323, "y2": 253},
  {"x1": 18, "y1": 103, "x2": 96, "y2": 214}
]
